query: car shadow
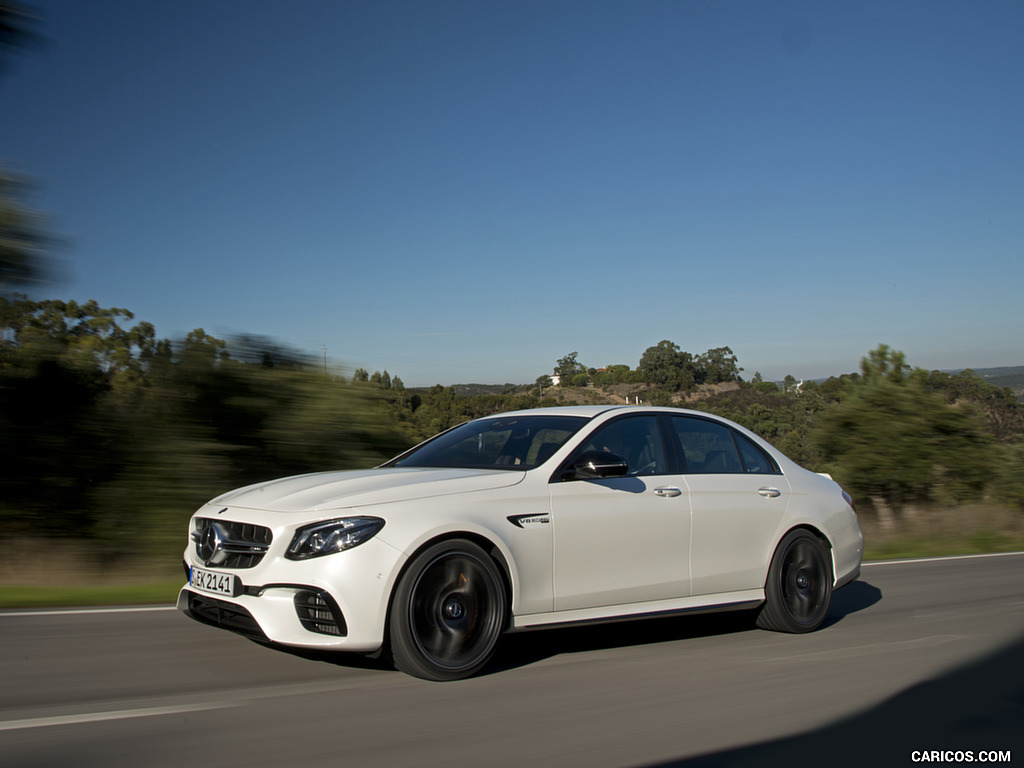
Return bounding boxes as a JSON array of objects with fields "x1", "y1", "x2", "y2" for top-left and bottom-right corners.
[
  {"x1": 822, "y1": 578, "x2": 882, "y2": 628},
  {"x1": 489, "y1": 610, "x2": 758, "y2": 675},
  {"x1": 487, "y1": 578, "x2": 883, "y2": 676},
  {"x1": 252, "y1": 578, "x2": 883, "y2": 678},
  {"x1": 249, "y1": 639, "x2": 394, "y2": 672}
]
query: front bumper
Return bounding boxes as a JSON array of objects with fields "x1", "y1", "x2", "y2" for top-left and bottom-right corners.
[{"x1": 178, "y1": 535, "x2": 405, "y2": 653}]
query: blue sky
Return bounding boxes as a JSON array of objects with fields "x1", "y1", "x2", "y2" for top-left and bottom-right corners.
[{"x1": 2, "y1": 0, "x2": 1021, "y2": 385}]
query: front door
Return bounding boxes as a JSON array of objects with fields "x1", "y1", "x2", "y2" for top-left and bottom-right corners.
[{"x1": 549, "y1": 414, "x2": 692, "y2": 611}]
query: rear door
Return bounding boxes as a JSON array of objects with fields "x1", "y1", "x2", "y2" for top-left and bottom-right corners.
[{"x1": 669, "y1": 415, "x2": 790, "y2": 596}]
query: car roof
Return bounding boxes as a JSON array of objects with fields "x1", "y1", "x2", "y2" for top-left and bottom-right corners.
[{"x1": 477, "y1": 405, "x2": 709, "y2": 420}]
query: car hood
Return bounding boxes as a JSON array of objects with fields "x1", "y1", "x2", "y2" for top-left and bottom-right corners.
[{"x1": 209, "y1": 467, "x2": 526, "y2": 513}]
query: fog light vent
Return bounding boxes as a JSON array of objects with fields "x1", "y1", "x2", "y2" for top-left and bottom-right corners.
[{"x1": 294, "y1": 590, "x2": 347, "y2": 637}]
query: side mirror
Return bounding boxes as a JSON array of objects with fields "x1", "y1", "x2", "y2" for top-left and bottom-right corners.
[{"x1": 571, "y1": 450, "x2": 629, "y2": 479}]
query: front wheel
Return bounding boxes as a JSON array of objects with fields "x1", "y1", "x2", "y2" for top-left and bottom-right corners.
[
  {"x1": 756, "y1": 529, "x2": 832, "y2": 633},
  {"x1": 389, "y1": 539, "x2": 507, "y2": 681}
]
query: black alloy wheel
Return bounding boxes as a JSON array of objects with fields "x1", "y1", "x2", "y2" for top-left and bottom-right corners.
[
  {"x1": 756, "y1": 529, "x2": 833, "y2": 633},
  {"x1": 389, "y1": 539, "x2": 507, "y2": 681}
]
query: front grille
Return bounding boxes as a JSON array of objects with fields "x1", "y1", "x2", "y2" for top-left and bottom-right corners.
[
  {"x1": 294, "y1": 590, "x2": 347, "y2": 636},
  {"x1": 184, "y1": 593, "x2": 268, "y2": 641},
  {"x1": 193, "y1": 518, "x2": 273, "y2": 568}
]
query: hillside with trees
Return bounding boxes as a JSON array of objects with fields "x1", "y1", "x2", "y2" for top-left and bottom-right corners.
[{"x1": 2, "y1": 296, "x2": 1022, "y2": 571}]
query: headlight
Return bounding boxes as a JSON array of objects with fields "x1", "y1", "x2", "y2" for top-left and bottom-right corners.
[{"x1": 286, "y1": 517, "x2": 385, "y2": 560}]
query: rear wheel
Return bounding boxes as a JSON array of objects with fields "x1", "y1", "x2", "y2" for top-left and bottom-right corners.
[
  {"x1": 389, "y1": 539, "x2": 507, "y2": 681},
  {"x1": 756, "y1": 529, "x2": 832, "y2": 633}
]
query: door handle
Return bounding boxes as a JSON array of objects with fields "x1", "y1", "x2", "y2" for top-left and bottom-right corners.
[
  {"x1": 758, "y1": 487, "x2": 782, "y2": 498},
  {"x1": 654, "y1": 487, "x2": 682, "y2": 498}
]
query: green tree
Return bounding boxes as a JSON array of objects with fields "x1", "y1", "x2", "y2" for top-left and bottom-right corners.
[
  {"x1": 593, "y1": 364, "x2": 632, "y2": 386},
  {"x1": 0, "y1": 298, "x2": 158, "y2": 541},
  {"x1": 554, "y1": 351, "x2": 585, "y2": 385},
  {"x1": 638, "y1": 340, "x2": 694, "y2": 391},
  {"x1": 696, "y1": 346, "x2": 742, "y2": 384},
  {"x1": 814, "y1": 346, "x2": 995, "y2": 520},
  {"x1": 749, "y1": 372, "x2": 779, "y2": 394},
  {"x1": 0, "y1": 301, "x2": 412, "y2": 562},
  {"x1": 990, "y1": 439, "x2": 1024, "y2": 510},
  {"x1": 920, "y1": 368, "x2": 1024, "y2": 442},
  {"x1": 570, "y1": 372, "x2": 589, "y2": 387},
  {"x1": 861, "y1": 343, "x2": 909, "y2": 384}
]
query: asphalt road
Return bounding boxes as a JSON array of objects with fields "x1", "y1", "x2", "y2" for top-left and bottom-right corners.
[{"x1": 1, "y1": 553, "x2": 1021, "y2": 768}]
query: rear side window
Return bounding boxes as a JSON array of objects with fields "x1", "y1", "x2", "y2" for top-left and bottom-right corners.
[
  {"x1": 734, "y1": 431, "x2": 781, "y2": 474},
  {"x1": 671, "y1": 416, "x2": 780, "y2": 474},
  {"x1": 672, "y1": 417, "x2": 741, "y2": 473}
]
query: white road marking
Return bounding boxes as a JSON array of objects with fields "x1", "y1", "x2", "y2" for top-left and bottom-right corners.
[
  {"x1": 0, "y1": 605, "x2": 176, "y2": 618},
  {"x1": 0, "y1": 702, "x2": 230, "y2": 732},
  {"x1": 863, "y1": 551, "x2": 1024, "y2": 567},
  {"x1": 0, "y1": 679, "x2": 403, "y2": 732}
]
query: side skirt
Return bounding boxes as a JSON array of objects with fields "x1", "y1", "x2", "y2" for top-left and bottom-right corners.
[{"x1": 509, "y1": 590, "x2": 764, "y2": 633}]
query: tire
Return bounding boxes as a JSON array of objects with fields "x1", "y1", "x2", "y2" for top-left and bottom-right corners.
[
  {"x1": 756, "y1": 529, "x2": 832, "y2": 633},
  {"x1": 389, "y1": 539, "x2": 507, "y2": 681}
]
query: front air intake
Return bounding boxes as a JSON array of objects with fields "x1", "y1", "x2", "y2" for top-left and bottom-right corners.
[{"x1": 294, "y1": 590, "x2": 347, "y2": 637}]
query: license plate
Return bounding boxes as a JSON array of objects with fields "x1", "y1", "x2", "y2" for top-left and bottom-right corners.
[{"x1": 189, "y1": 566, "x2": 237, "y2": 597}]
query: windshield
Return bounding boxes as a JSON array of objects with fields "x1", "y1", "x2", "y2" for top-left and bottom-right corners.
[{"x1": 384, "y1": 415, "x2": 588, "y2": 470}]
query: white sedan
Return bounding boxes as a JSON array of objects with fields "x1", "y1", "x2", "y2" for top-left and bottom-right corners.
[{"x1": 178, "y1": 405, "x2": 863, "y2": 680}]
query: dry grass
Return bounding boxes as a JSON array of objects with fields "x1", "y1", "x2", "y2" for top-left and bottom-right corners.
[
  {"x1": 0, "y1": 538, "x2": 182, "y2": 587},
  {"x1": 0, "y1": 539, "x2": 184, "y2": 608},
  {"x1": 860, "y1": 503, "x2": 1024, "y2": 559}
]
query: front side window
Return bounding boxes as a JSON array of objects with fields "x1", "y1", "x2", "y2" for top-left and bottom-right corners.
[
  {"x1": 573, "y1": 415, "x2": 667, "y2": 476},
  {"x1": 384, "y1": 415, "x2": 587, "y2": 470}
]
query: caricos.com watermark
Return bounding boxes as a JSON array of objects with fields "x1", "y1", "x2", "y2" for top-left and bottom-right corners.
[{"x1": 911, "y1": 751, "x2": 1012, "y2": 763}]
